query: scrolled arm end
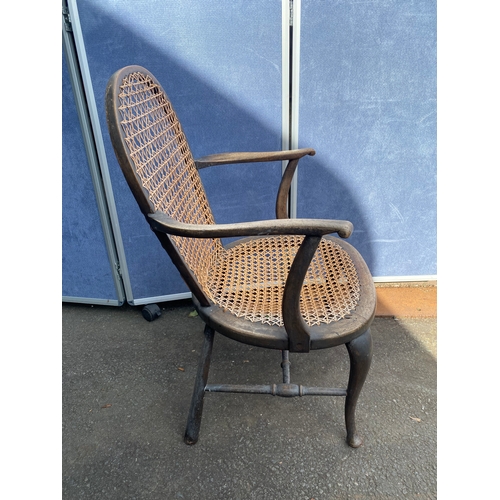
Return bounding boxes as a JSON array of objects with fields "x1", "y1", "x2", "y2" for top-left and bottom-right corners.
[{"x1": 336, "y1": 221, "x2": 354, "y2": 239}]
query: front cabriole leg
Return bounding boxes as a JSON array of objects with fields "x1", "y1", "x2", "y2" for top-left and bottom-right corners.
[{"x1": 344, "y1": 328, "x2": 373, "y2": 448}]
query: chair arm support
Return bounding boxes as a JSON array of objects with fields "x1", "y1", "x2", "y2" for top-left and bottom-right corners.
[
  {"x1": 195, "y1": 148, "x2": 315, "y2": 219},
  {"x1": 147, "y1": 212, "x2": 353, "y2": 239},
  {"x1": 276, "y1": 157, "x2": 299, "y2": 219},
  {"x1": 282, "y1": 235, "x2": 322, "y2": 353},
  {"x1": 194, "y1": 148, "x2": 315, "y2": 169}
]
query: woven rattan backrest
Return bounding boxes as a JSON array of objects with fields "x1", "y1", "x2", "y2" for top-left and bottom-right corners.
[{"x1": 106, "y1": 66, "x2": 223, "y2": 290}]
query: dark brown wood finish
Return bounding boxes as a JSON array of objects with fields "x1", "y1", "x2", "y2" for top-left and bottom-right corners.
[
  {"x1": 276, "y1": 158, "x2": 300, "y2": 219},
  {"x1": 105, "y1": 65, "x2": 377, "y2": 448},
  {"x1": 194, "y1": 148, "x2": 315, "y2": 168},
  {"x1": 148, "y1": 211, "x2": 354, "y2": 239},
  {"x1": 282, "y1": 235, "x2": 322, "y2": 353}
]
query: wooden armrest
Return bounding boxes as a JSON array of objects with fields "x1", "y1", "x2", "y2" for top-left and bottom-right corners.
[
  {"x1": 195, "y1": 148, "x2": 315, "y2": 219},
  {"x1": 147, "y1": 212, "x2": 353, "y2": 239},
  {"x1": 194, "y1": 148, "x2": 315, "y2": 169}
]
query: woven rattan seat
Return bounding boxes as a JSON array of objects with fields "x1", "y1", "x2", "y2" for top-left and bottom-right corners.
[
  {"x1": 206, "y1": 235, "x2": 360, "y2": 327},
  {"x1": 106, "y1": 65, "x2": 376, "y2": 448}
]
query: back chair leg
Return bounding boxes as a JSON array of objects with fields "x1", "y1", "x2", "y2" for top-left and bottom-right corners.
[
  {"x1": 344, "y1": 328, "x2": 373, "y2": 448},
  {"x1": 184, "y1": 324, "x2": 215, "y2": 445}
]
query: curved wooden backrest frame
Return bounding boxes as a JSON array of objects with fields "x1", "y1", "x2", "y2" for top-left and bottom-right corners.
[{"x1": 105, "y1": 65, "x2": 220, "y2": 305}]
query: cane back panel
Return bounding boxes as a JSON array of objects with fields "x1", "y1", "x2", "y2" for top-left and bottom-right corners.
[
  {"x1": 112, "y1": 68, "x2": 361, "y2": 327},
  {"x1": 115, "y1": 70, "x2": 223, "y2": 288}
]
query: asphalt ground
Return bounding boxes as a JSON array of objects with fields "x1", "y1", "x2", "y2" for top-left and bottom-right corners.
[{"x1": 61, "y1": 300, "x2": 437, "y2": 499}]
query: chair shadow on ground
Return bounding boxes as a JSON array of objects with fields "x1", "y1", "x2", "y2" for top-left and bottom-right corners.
[{"x1": 62, "y1": 301, "x2": 436, "y2": 499}]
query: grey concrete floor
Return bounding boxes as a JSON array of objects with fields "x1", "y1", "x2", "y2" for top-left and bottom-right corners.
[{"x1": 62, "y1": 301, "x2": 436, "y2": 499}]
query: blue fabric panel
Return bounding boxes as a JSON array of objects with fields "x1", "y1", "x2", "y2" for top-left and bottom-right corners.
[
  {"x1": 62, "y1": 53, "x2": 119, "y2": 301},
  {"x1": 76, "y1": 0, "x2": 283, "y2": 300},
  {"x1": 298, "y1": 0, "x2": 437, "y2": 277}
]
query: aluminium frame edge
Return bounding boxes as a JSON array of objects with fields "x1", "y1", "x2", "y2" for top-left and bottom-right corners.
[
  {"x1": 66, "y1": 0, "x2": 134, "y2": 303},
  {"x1": 282, "y1": 0, "x2": 302, "y2": 219},
  {"x1": 63, "y1": 2, "x2": 125, "y2": 305}
]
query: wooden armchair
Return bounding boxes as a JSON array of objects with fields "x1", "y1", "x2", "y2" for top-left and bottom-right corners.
[{"x1": 105, "y1": 65, "x2": 376, "y2": 448}]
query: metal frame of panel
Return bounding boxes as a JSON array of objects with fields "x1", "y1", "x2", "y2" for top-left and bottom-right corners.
[
  {"x1": 62, "y1": 2, "x2": 125, "y2": 305},
  {"x1": 65, "y1": 0, "x2": 136, "y2": 304},
  {"x1": 282, "y1": 0, "x2": 301, "y2": 219},
  {"x1": 67, "y1": 0, "x2": 195, "y2": 306}
]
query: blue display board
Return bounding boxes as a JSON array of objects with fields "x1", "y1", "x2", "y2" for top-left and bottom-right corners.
[
  {"x1": 297, "y1": 1, "x2": 437, "y2": 278},
  {"x1": 63, "y1": 0, "x2": 437, "y2": 306},
  {"x1": 72, "y1": 0, "x2": 284, "y2": 302},
  {"x1": 62, "y1": 50, "x2": 122, "y2": 303}
]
